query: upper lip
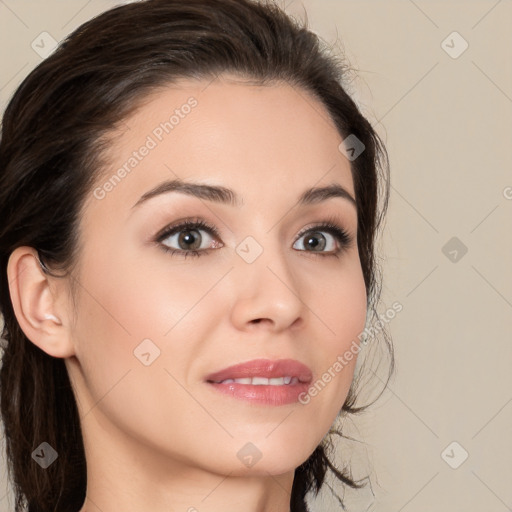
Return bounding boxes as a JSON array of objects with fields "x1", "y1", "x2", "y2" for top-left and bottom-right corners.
[{"x1": 205, "y1": 358, "x2": 313, "y2": 383}]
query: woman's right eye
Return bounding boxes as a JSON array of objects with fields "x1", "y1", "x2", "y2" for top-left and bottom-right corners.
[{"x1": 156, "y1": 219, "x2": 223, "y2": 258}]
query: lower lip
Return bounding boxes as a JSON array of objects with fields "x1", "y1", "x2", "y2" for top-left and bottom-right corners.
[{"x1": 206, "y1": 381, "x2": 310, "y2": 406}]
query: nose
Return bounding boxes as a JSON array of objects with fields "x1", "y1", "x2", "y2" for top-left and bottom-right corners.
[{"x1": 229, "y1": 239, "x2": 306, "y2": 333}]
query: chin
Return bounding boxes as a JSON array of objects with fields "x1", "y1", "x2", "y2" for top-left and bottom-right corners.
[
  {"x1": 229, "y1": 439, "x2": 315, "y2": 477},
  {"x1": 187, "y1": 439, "x2": 312, "y2": 478},
  {"x1": 221, "y1": 456, "x2": 305, "y2": 478}
]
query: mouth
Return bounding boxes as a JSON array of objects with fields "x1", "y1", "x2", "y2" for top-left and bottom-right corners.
[{"x1": 204, "y1": 358, "x2": 312, "y2": 406}]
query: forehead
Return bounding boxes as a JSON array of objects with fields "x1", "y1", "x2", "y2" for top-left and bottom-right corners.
[{"x1": 85, "y1": 76, "x2": 355, "y2": 222}]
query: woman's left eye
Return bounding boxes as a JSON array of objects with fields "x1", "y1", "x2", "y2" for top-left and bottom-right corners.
[
  {"x1": 293, "y1": 222, "x2": 353, "y2": 257},
  {"x1": 155, "y1": 218, "x2": 353, "y2": 259}
]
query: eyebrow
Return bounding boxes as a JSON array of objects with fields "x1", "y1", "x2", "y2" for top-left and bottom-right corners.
[{"x1": 131, "y1": 178, "x2": 357, "y2": 210}]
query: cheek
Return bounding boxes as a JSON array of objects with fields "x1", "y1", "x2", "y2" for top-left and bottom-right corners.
[
  {"x1": 70, "y1": 247, "x2": 223, "y2": 402},
  {"x1": 313, "y1": 256, "x2": 367, "y2": 350},
  {"x1": 334, "y1": 263, "x2": 367, "y2": 375},
  {"x1": 68, "y1": 251, "x2": 215, "y2": 452},
  {"x1": 75, "y1": 247, "x2": 215, "y2": 342},
  {"x1": 302, "y1": 257, "x2": 367, "y2": 406}
]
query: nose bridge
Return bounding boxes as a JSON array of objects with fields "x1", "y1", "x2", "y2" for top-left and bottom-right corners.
[{"x1": 229, "y1": 229, "x2": 305, "y2": 330}]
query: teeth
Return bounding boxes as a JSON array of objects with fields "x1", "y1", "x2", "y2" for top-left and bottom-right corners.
[
  {"x1": 253, "y1": 377, "x2": 269, "y2": 385},
  {"x1": 233, "y1": 378, "x2": 251, "y2": 384},
  {"x1": 217, "y1": 376, "x2": 297, "y2": 385}
]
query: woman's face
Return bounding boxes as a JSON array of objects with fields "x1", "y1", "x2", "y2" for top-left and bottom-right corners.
[{"x1": 64, "y1": 76, "x2": 367, "y2": 477}]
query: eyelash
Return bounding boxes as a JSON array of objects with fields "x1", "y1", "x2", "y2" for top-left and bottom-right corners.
[{"x1": 155, "y1": 215, "x2": 353, "y2": 259}]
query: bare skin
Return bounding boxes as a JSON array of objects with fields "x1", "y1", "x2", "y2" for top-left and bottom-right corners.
[{"x1": 7, "y1": 75, "x2": 367, "y2": 512}]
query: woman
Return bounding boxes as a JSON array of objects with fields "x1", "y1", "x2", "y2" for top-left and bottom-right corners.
[{"x1": 0, "y1": 0, "x2": 393, "y2": 510}]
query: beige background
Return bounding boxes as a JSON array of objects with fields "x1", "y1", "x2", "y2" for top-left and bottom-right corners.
[{"x1": 1, "y1": 1, "x2": 511, "y2": 511}]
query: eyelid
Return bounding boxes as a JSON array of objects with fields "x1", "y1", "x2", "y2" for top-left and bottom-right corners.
[
  {"x1": 296, "y1": 214, "x2": 354, "y2": 240},
  {"x1": 154, "y1": 216, "x2": 221, "y2": 241}
]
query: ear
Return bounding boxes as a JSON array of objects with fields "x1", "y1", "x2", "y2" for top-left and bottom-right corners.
[{"x1": 6, "y1": 246, "x2": 76, "y2": 358}]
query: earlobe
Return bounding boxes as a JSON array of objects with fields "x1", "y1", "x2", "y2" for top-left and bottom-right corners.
[{"x1": 6, "y1": 246, "x2": 75, "y2": 358}]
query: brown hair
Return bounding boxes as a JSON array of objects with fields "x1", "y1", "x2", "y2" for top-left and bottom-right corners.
[{"x1": 0, "y1": 0, "x2": 393, "y2": 510}]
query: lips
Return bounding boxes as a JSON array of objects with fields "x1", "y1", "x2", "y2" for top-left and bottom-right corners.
[
  {"x1": 205, "y1": 358, "x2": 313, "y2": 406},
  {"x1": 205, "y1": 358, "x2": 313, "y2": 384}
]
